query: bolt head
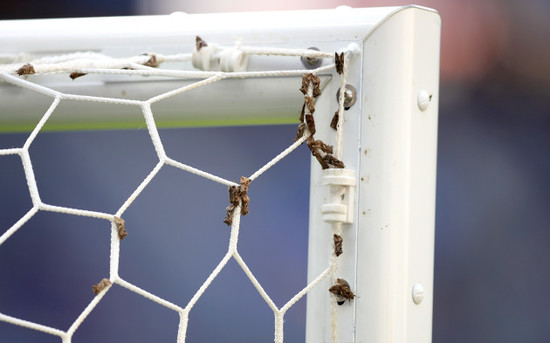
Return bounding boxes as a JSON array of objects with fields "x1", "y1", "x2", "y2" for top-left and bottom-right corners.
[
  {"x1": 412, "y1": 283, "x2": 425, "y2": 304},
  {"x1": 336, "y1": 84, "x2": 356, "y2": 109},
  {"x1": 417, "y1": 90, "x2": 432, "y2": 111},
  {"x1": 301, "y1": 47, "x2": 322, "y2": 69}
]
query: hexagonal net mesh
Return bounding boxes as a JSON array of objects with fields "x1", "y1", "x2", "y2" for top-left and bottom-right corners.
[{"x1": 0, "y1": 38, "x2": 351, "y2": 343}]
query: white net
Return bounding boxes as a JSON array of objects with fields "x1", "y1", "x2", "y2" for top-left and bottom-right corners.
[{"x1": 0, "y1": 37, "x2": 352, "y2": 343}]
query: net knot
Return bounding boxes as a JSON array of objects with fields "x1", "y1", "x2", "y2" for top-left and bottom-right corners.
[
  {"x1": 142, "y1": 53, "x2": 158, "y2": 68},
  {"x1": 335, "y1": 52, "x2": 345, "y2": 75},
  {"x1": 196, "y1": 36, "x2": 208, "y2": 50},
  {"x1": 329, "y1": 278, "x2": 355, "y2": 305},
  {"x1": 330, "y1": 111, "x2": 339, "y2": 130},
  {"x1": 114, "y1": 216, "x2": 128, "y2": 240},
  {"x1": 295, "y1": 72, "x2": 345, "y2": 169},
  {"x1": 224, "y1": 176, "x2": 251, "y2": 226},
  {"x1": 333, "y1": 234, "x2": 343, "y2": 257},
  {"x1": 16, "y1": 63, "x2": 35, "y2": 76},
  {"x1": 92, "y1": 278, "x2": 112, "y2": 295},
  {"x1": 306, "y1": 137, "x2": 344, "y2": 169},
  {"x1": 299, "y1": 73, "x2": 321, "y2": 97}
]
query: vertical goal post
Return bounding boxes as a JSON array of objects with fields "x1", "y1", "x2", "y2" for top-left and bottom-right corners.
[{"x1": 0, "y1": 5, "x2": 440, "y2": 343}]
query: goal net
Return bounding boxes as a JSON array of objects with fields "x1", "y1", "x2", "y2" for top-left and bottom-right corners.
[{"x1": 0, "y1": 6, "x2": 440, "y2": 343}]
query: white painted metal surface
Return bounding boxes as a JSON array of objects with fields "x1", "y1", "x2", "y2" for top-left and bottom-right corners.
[{"x1": 305, "y1": 5, "x2": 440, "y2": 343}]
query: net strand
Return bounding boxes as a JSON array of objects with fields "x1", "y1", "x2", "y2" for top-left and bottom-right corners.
[
  {"x1": 0, "y1": 147, "x2": 22, "y2": 156},
  {"x1": 0, "y1": 312, "x2": 66, "y2": 338},
  {"x1": 248, "y1": 134, "x2": 309, "y2": 182},
  {"x1": 335, "y1": 52, "x2": 350, "y2": 160},
  {"x1": 0, "y1": 206, "x2": 39, "y2": 246},
  {"x1": 141, "y1": 103, "x2": 168, "y2": 160},
  {"x1": 109, "y1": 221, "x2": 121, "y2": 280},
  {"x1": 115, "y1": 160, "x2": 164, "y2": 217},
  {"x1": 0, "y1": 72, "x2": 61, "y2": 98},
  {"x1": 38, "y1": 203, "x2": 113, "y2": 220},
  {"x1": 238, "y1": 46, "x2": 334, "y2": 58},
  {"x1": 20, "y1": 149, "x2": 42, "y2": 206},
  {"x1": 23, "y1": 96, "x2": 61, "y2": 151},
  {"x1": 66, "y1": 282, "x2": 112, "y2": 337},
  {"x1": 0, "y1": 41, "x2": 353, "y2": 343},
  {"x1": 116, "y1": 278, "x2": 184, "y2": 312},
  {"x1": 330, "y1": 50, "x2": 351, "y2": 343},
  {"x1": 330, "y1": 222, "x2": 344, "y2": 343}
]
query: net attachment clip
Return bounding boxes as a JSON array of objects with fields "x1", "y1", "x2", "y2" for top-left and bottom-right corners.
[
  {"x1": 192, "y1": 41, "x2": 249, "y2": 72},
  {"x1": 321, "y1": 168, "x2": 356, "y2": 224}
]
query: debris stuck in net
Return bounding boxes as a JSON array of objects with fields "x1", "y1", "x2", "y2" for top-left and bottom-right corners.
[
  {"x1": 322, "y1": 154, "x2": 345, "y2": 169},
  {"x1": 16, "y1": 63, "x2": 35, "y2": 76},
  {"x1": 300, "y1": 73, "x2": 322, "y2": 97},
  {"x1": 114, "y1": 216, "x2": 128, "y2": 240},
  {"x1": 299, "y1": 103, "x2": 306, "y2": 123},
  {"x1": 92, "y1": 278, "x2": 112, "y2": 295},
  {"x1": 295, "y1": 74, "x2": 318, "y2": 140},
  {"x1": 304, "y1": 96, "x2": 316, "y2": 114},
  {"x1": 295, "y1": 73, "x2": 345, "y2": 169},
  {"x1": 330, "y1": 111, "x2": 339, "y2": 130},
  {"x1": 69, "y1": 72, "x2": 87, "y2": 80},
  {"x1": 334, "y1": 234, "x2": 343, "y2": 257},
  {"x1": 335, "y1": 52, "x2": 345, "y2": 75},
  {"x1": 294, "y1": 123, "x2": 307, "y2": 142},
  {"x1": 329, "y1": 278, "x2": 355, "y2": 305},
  {"x1": 142, "y1": 53, "x2": 158, "y2": 68},
  {"x1": 224, "y1": 176, "x2": 251, "y2": 226},
  {"x1": 143, "y1": 54, "x2": 157, "y2": 68},
  {"x1": 307, "y1": 137, "x2": 344, "y2": 169},
  {"x1": 196, "y1": 36, "x2": 208, "y2": 50},
  {"x1": 308, "y1": 138, "x2": 333, "y2": 155},
  {"x1": 305, "y1": 113, "x2": 316, "y2": 135}
]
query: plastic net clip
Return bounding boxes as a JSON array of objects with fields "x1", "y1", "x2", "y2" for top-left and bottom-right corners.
[
  {"x1": 192, "y1": 41, "x2": 248, "y2": 72},
  {"x1": 321, "y1": 168, "x2": 356, "y2": 224}
]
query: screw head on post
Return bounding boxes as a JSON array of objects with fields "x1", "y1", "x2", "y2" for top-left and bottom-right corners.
[
  {"x1": 412, "y1": 283, "x2": 425, "y2": 304},
  {"x1": 417, "y1": 90, "x2": 432, "y2": 111},
  {"x1": 336, "y1": 84, "x2": 356, "y2": 110},
  {"x1": 301, "y1": 47, "x2": 322, "y2": 69}
]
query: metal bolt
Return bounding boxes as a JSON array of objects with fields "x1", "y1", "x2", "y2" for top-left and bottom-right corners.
[
  {"x1": 336, "y1": 84, "x2": 356, "y2": 110},
  {"x1": 417, "y1": 90, "x2": 432, "y2": 111},
  {"x1": 301, "y1": 47, "x2": 322, "y2": 69},
  {"x1": 412, "y1": 283, "x2": 425, "y2": 304}
]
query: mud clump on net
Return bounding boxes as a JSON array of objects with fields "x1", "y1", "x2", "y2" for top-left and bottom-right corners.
[{"x1": 224, "y1": 176, "x2": 251, "y2": 226}]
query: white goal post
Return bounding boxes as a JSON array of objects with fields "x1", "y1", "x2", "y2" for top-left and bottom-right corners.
[{"x1": 0, "y1": 5, "x2": 440, "y2": 343}]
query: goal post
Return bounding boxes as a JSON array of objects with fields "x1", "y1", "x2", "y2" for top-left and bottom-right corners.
[
  {"x1": 305, "y1": 7, "x2": 440, "y2": 342},
  {"x1": 0, "y1": 5, "x2": 440, "y2": 343}
]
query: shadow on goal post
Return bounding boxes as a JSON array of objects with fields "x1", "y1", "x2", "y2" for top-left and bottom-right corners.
[{"x1": 0, "y1": 5, "x2": 440, "y2": 343}]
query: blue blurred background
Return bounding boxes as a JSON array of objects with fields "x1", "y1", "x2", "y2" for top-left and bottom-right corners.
[{"x1": 1, "y1": 1, "x2": 550, "y2": 342}]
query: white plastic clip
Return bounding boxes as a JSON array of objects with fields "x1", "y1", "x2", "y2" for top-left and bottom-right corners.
[
  {"x1": 192, "y1": 43, "x2": 249, "y2": 72},
  {"x1": 220, "y1": 48, "x2": 248, "y2": 72},
  {"x1": 321, "y1": 169, "x2": 356, "y2": 224},
  {"x1": 192, "y1": 43, "x2": 222, "y2": 71}
]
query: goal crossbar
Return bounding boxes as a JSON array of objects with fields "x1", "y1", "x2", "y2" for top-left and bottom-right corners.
[{"x1": 1, "y1": 6, "x2": 423, "y2": 131}]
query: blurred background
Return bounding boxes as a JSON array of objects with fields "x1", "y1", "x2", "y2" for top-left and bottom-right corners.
[{"x1": 1, "y1": 1, "x2": 549, "y2": 342}]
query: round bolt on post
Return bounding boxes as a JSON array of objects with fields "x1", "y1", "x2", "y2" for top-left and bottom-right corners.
[
  {"x1": 412, "y1": 283, "x2": 425, "y2": 305},
  {"x1": 417, "y1": 89, "x2": 432, "y2": 111},
  {"x1": 336, "y1": 84, "x2": 356, "y2": 110},
  {"x1": 301, "y1": 47, "x2": 322, "y2": 69}
]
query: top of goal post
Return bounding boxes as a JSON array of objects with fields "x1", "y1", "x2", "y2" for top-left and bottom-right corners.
[{"x1": 0, "y1": 5, "x2": 439, "y2": 131}]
